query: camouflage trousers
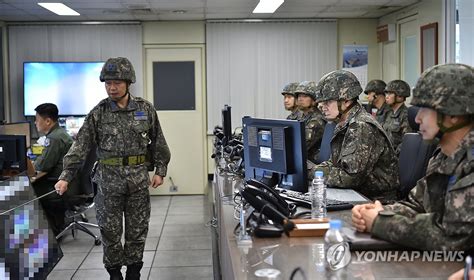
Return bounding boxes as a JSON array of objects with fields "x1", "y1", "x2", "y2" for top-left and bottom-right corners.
[{"x1": 95, "y1": 179, "x2": 150, "y2": 268}]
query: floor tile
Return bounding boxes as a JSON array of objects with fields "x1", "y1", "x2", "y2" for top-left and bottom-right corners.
[
  {"x1": 54, "y1": 252, "x2": 88, "y2": 270},
  {"x1": 152, "y1": 250, "x2": 212, "y2": 267},
  {"x1": 46, "y1": 269, "x2": 75, "y2": 280},
  {"x1": 148, "y1": 266, "x2": 213, "y2": 280},
  {"x1": 165, "y1": 214, "x2": 207, "y2": 225},
  {"x1": 157, "y1": 236, "x2": 212, "y2": 251},
  {"x1": 161, "y1": 224, "x2": 211, "y2": 237}
]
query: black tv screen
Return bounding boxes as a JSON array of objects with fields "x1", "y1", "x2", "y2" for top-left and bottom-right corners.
[{"x1": 24, "y1": 62, "x2": 106, "y2": 116}]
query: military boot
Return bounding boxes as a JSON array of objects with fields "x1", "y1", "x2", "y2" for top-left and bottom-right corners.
[
  {"x1": 106, "y1": 266, "x2": 123, "y2": 280},
  {"x1": 125, "y1": 261, "x2": 143, "y2": 280}
]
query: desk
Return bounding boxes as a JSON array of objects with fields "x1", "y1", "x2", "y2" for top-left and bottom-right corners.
[{"x1": 211, "y1": 171, "x2": 464, "y2": 280}]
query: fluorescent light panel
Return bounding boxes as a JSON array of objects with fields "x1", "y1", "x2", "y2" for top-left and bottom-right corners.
[
  {"x1": 253, "y1": 0, "x2": 284, "y2": 13},
  {"x1": 38, "y1": 3, "x2": 80, "y2": 16}
]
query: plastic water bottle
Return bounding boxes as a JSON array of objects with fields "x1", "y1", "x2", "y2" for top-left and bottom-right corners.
[
  {"x1": 310, "y1": 171, "x2": 326, "y2": 219},
  {"x1": 324, "y1": 220, "x2": 351, "y2": 270}
]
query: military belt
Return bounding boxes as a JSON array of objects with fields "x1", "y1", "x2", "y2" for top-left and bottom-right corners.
[{"x1": 99, "y1": 155, "x2": 146, "y2": 166}]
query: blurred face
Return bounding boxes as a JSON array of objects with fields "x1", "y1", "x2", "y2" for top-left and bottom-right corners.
[
  {"x1": 105, "y1": 80, "x2": 128, "y2": 101},
  {"x1": 297, "y1": 94, "x2": 314, "y2": 110},
  {"x1": 35, "y1": 113, "x2": 50, "y2": 134},
  {"x1": 283, "y1": 94, "x2": 296, "y2": 111},
  {"x1": 415, "y1": 107, "x2": 439, "y2": 140},
  {"x1": 385, "y1": 92, "x2": 396, "y2": 105},
  {"x1": 318, "y1": 100, "x2": 339, "y2": 121},
  {"x1": 366, "y1": 92, "x2": 376, "y2": 104}
]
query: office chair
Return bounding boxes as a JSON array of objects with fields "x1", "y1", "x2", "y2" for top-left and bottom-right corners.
[
  {"x1": 315, "y1": 122, "x2": 336, "y2": 164},
  {"x1": 56, "y1": 146, "x2": 101, "y2": 245},
  {"x1": 398, "y1": 106, "x2": 438, "y2": 199}
]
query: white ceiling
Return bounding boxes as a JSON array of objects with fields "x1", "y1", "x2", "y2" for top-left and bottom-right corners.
[{"x1": 0, "y1": 0, "x2": 420, "y2": 22}]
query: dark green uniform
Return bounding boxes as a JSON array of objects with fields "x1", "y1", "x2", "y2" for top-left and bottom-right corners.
[
  {"x1": 286, "y1": 110, "x2": 301, "y2": 121},
  {"x1": 59, "y1": 95, "x2": 171, "y2": 268},
  {"x1": 383, "y1": 104, "x2": 411, "y2": 155},
  {"x1": 375, "y1": 102, "x2": 391, "y2": 126},
  {"x1": 33, "y1": 123, "x2": 73, "y2": 234},
  {"x1": 301, "y1": 109, "x2": 326, "y2": 163}
]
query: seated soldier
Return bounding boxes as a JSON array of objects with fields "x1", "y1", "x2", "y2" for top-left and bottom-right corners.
[
  {"x1": 352, "y1": 63, "x2": 474, "y2": 251},
  {"x1": 310, "y1": 70, "x2": 399, "y2": 202},
  {"x1": 32, "y1": 103, "x2": 73, "y2": 235},
  {"x1": 294, "y1": 81, "x2": 326, "y2": 163},
  {"x1": 281, "y1": 82, "x2": 300, "y2": 120},
  {"x1": 364, "y1": 79, "x2": 390, "y2": 125},
  {"x1": 383, "y1": 80, "x2": 412, "y2": 155}
]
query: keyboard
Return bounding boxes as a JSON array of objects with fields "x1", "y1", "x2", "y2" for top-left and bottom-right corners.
[{"x1": 277, "y1": 189, "x2": 354, "y2": 211}]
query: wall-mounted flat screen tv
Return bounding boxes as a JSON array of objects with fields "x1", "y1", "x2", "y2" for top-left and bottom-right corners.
[{"x1": 24, "y1": 62, "x2": 106, "y2": 116}]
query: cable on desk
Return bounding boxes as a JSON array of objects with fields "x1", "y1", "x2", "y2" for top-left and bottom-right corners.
[{"x1": 289, "y1": 267, "x2": 307, "y2": 280}]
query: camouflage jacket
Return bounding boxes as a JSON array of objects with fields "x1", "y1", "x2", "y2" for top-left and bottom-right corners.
[
  {"x1": 59, "y1": 95, "x2": 171, "y2": 183},
  {"x1": 312, "y1": 102, "x2": 399, "y2": 201},
  {"x1": 372, "y1": 128, "x2": 474, "y2": 251},
  {"x1": 383, "y1": 104, "x2": 411, "y2": 155},
  {"x1": 34, "y1": 123, "x2": 73, "y2": 178},
  {"x1": 375, "y1": 103, "x2": 391, "y2": 126},
  {"x1": 301, "y1": 109, "x2": 326, "y2": 163},
  {"x1": 286, "y1": 110, "x2": 301, "y2": 121}
]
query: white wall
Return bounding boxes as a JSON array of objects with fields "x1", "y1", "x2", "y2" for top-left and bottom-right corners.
[{"x1": 378, "y1": 0, "x2": 443, "y2": 81}]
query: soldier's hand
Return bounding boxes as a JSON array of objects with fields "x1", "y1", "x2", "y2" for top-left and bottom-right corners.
[
  {"x1": 54, "y1": 180, "x2": 69, "y2": 195},
  {"x1": 352, "y1": 203, "x2": 375, "y2": 232},
  {"x1": 448, "y1": 268, "x2": 474, "y2": 280},
  {"x1": 359, "y1": 200, "x2": 384, "y2": 232},
  {"x1": 150, "y1": 175, "x2": 164, "y2": 188}
]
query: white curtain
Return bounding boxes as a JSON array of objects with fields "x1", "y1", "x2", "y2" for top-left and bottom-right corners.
[
  {"x1": 206, "y1": 20, "x2": 337, "y2": 133},
  {"x1": 8, "y1": 24, "x2": 142, "y2": 121}
]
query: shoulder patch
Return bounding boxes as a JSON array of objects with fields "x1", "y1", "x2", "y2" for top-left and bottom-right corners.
[{"x1": 44, "y1": 138, "x2": 50, "y2": 147}]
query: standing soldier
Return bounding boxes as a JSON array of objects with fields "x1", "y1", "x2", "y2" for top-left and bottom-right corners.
[
  {"x1": 294, "y1": 81, "x2": 326, "y2": 163},
  {"x1": 55, "y1": 57, "x2": 171, "y2": 280},
  {"x1": 281, "y1": 82, "x2": 300, "y2": 120},
  {"x1": 352, "y1": 63, "x2": 474, "y2": 251},
  {"x1": 364, "y1": 79, "x2": 390, "y2": 125},
  {"x1": 311, "y1": 70, "x2": 399, "y2": 202},
  {"x1": 383, "y1": 80, "x2": 412, "y2": 155}
]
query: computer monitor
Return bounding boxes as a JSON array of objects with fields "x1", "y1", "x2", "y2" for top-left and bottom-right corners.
[
  {"x1": 242, "y1": 117, "x2": 308, "y2": 192},
  {"x1": 0, "y1": 135, "x2": 27, "y2": 174},
  {"x1": 222, "y1": 105, "x2": 232, "y2": 146},
  {"x1": 58, "y1": 116, "x2": 85, "y2": 138},
  {"x1": 0, "y1": 122, "x2": 31, "y2": 148},
  {"x1": 0, "y1": 175, "x2": 63, "y2": 279}
]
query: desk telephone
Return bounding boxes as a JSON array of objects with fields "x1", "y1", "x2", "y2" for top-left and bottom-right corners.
[{"x1": 239, "y1": 179, "x2": 294, "y2": 224}]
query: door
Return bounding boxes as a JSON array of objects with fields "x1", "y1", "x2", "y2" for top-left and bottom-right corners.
[
  {"x1": 399, "y1": 17, "x2": 419, "y2": 104},
  {"x1": 145, "y1": 46, "x2": 207, "y2": 195}
]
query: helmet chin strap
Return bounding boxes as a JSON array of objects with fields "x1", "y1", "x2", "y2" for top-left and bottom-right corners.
[
  {"x1": 437, "y1": 113, "x2": 471, "y2": 134},
  {"x1": 336, "y1": 99, "x2": 356, "y2": 119}
]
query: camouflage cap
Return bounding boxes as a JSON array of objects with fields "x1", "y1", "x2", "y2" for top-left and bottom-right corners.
[
  {"x1": 364, "y1": 79, "x2": 387, "y2": 95},
  {"x1": 100, "y1": 57, "x2": 136, "y2": 83},
  {"x1": 294, "y1": 81, "x2": 317, "y2": 100},
  {"x1": 385, "y1": 80, "x2": 410, "y2": 97},
  {"x1": 315, "y1": 70, "x2": 362, "y2": 102},
  {"x1": 281, "y1": 82, "x2": 299, "y2": 96},
  {"x1": 411, "y1": 63, "x2": 474, "y2": 116}
]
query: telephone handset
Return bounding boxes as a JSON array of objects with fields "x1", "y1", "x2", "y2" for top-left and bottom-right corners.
[{"x1": 240, "y1": 179, "x2": 290, "y2": 218}]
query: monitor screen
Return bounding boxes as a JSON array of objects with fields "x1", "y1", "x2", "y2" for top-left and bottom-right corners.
[
  {"x1": 24, "y1": 62, "x2": 106, "y2": 116},
  {"x1": 0, "y1": 122, "x2": 31, "y2": 148},
  {"x1": 58, "y1": 116, "x2": 85, "y2": 138},
  {"x1": 0, "y1": 135, "x2": 27, "y2": 173},
  {"x1": 0, "y1": 175, "x2": 63, "y2": 279},
  {"x1": 242, "y1": 117, "x2": 308, "y2": 192},
  {"x1": 222, "y1": 105, "x2": 232, "y2": 146}
]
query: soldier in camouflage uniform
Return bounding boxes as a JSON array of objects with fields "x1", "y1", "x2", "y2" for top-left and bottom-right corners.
[
  {"x1": 32, "y1": 103, "x2": 73, "y2": 235},
  {"x1": 352, "y1": 63, "x2": 474, "y2": 251},
  {"x1": 311, "y1": 70, "x2": 399, "y2": 202},
  {"x1": 383, "y1": 80, "x2": 412, "y2": 155},
  {"x1": 364, "y1": 79, "x2": 390, "y2": 125},
  {"x1": 55, "y1": 57, "x2": 171, "y2": 280},
  {"x1": 281, "y1": 82, "x2": 301, "y2": 120},
  {"x1": 294, "y1": 81, "x2": 326, "y2": 163}
]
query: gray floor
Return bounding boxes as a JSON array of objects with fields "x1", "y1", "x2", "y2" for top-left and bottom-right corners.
[{"x1": 47, "y1": 195, "x2": 214, "y2": 280}]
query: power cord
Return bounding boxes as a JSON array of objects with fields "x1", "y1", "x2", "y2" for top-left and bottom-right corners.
[{"x1": 289, "y1": 267, "x2": 307, "y2": 280}]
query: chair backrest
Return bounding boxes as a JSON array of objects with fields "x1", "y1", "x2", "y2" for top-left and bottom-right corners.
[
  {"x1": 315, "y1": 122, "x2": 336, "y2": 164},
  {"x1": 407, "y1": 106, "x2": 420, "y2": 132},
  {"x1": 66, "y1": 145, "x2": 97, "y2": 200},
  {"x1": 398, "y1": 133, "x2": 437, "y2": 199}
]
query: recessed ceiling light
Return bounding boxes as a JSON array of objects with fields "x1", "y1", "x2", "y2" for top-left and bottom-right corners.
[
  {"x1": 171, "y1": 10, "x2": 187, "y2": 14},
  {"x1": 253, "y1": 0, "x2": 284, "y2": 13},
  {"x1": 38, "y1": 3, "x2": 80, "y2": 16}
]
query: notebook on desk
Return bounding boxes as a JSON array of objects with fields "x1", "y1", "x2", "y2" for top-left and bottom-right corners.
[{"x1": 327, "y1": 188, "x2": 370, "y2": 204}]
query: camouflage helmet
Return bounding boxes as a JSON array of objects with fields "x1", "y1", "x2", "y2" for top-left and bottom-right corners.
[
  {"x1": 294, "y1": 81, "x2": 317, "y2": 100},
  {"x1": 385, "y1": 80, "x2": 410, "y2": 97},
  {"x1": 411, "y1": 63, "x2": 474, "y2": 116},
  {"x1": 315, "y1": 70, "x2": 362, "y2": 102},
  {"x1": 364, "y1": 79, "x2": 386, "y2": 95},
  {"x1": 281, "y1": 82, "x2": 299, "y2": 96},
  {"x1": 100, "y1": 57, "x2": 136, "y2": 83}
]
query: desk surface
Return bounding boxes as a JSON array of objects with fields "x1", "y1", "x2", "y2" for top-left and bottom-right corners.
[{"x1": 213, "y1": 172, "x2": 464, "y2": 280}]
